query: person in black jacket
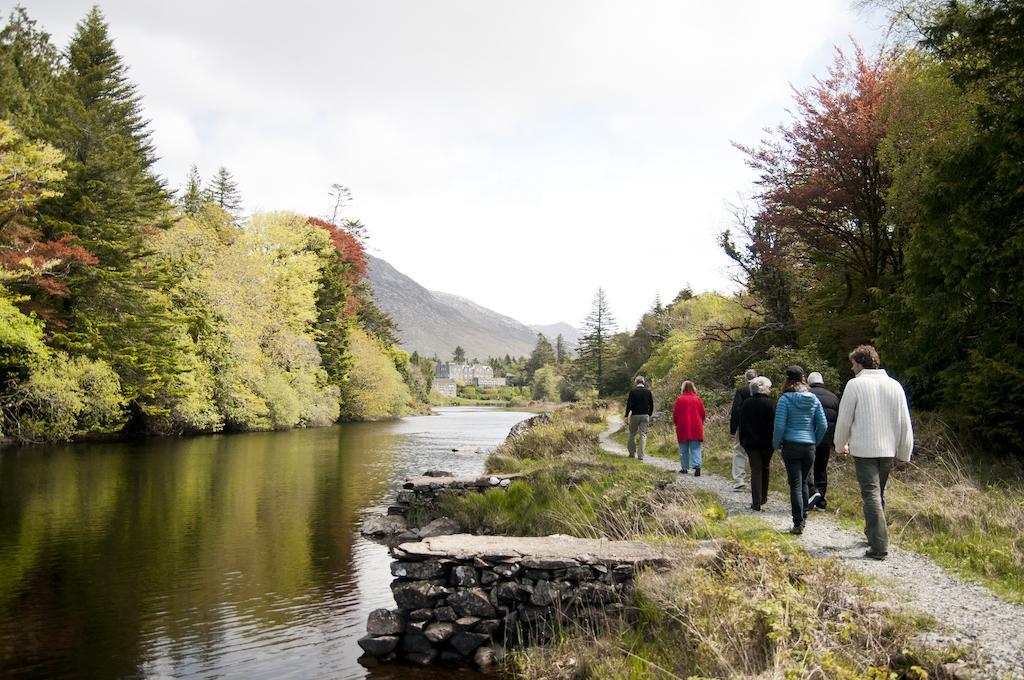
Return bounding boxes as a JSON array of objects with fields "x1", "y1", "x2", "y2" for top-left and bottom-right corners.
[
  {"x1": 624, "y1": 376, "x2": 654, "y2": 460},
  {"x1": 729, "y1": 368, "x2": 758, "y2": 490},
  {"x1": 807, "y1": 371, "x2": 840, "y2": 510},
  {"x1": 739, "y1": 376, "x2": 775, "y2": 511}
]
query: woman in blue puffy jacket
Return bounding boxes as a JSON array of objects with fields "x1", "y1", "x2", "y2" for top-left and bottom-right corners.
[{"x1": 771, "y1": 365, "x2": 827, "y2": 535}]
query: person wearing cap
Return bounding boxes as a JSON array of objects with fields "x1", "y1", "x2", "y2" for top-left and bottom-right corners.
[
  {"x1": 834, "y1": 345, "x2": 914, "y2": 561},
  {"x1": 624, "y1": 375, "x2": 654, "y2": 461},
  {"x1": 673, "y1": 380, "x2": 706, "y2": 475},
  {"x1": 807, "y1": 371, "x2": 840, "y2": 510},
  {"x1": 772, "y1": 365, "x2": 827, "y2": 535},
  {"x1": 729, "y1": 368, "x2": 758, "y2": 490}
]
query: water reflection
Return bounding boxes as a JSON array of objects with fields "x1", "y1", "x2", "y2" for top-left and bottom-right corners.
[{"x1": 0, "y1": 407, "x2": 530, "y2": 678}]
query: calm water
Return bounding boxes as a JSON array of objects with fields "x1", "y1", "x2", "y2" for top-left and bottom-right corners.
[{"x1": 0, "y1": 407, "x2": 531, "y2": 679}]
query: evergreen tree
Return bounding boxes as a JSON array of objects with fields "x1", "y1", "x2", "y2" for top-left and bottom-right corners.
[
  {"x1": 525, "y1": 333, "x2": 555, "y2": 379},
  {"x1": 577, "y1": 287, "x2": 617, "y2": 395},
  {"x1": 452, "y1": 345, "x2": 466, "y2": 363},
  {"x1": 178, "y1": 164, "x2": 208, "y2": 215},
  {"x1": 207, "y1": 166, "x2": 241, "y2": 215},
  {"x1": 555, "y1": 334, "x2": 568, "y2": 365},
  {"x1": 0, "y1": 7, "x2": 61, "y2": 137}
]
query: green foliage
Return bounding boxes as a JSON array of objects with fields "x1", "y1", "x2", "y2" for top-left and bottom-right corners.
[
  {"x1": 749, "y1": 345, "x2": 840, "y2": 392},
  {"x1": 576, "y1": 287, "x2": 617, "y2": 395},
  {"x1": 340, "y1": 327, "x2": 413, "y2": 421},
  {"x1": 0, "y1": 283, "x2": 47, "y2": 382},
  {"x1": 530, "y1": 365, "x2": 562, "y2": 402},
  {"x1": 2, "y1": 352, "x2": 125, "y2": 441}
]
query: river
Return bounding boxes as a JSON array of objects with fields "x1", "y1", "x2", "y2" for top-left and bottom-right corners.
[{"x1": 0, "y1": 407, "x2": 533, "y2": 679}]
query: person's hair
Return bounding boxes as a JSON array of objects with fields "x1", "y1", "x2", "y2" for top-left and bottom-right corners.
[
  {"x1": 849, "y1": 345, "x2": 881, "y2": 369},
  {"x1": 750, "y1": 376, "x2": 772, "y2": 395},
  {"x1": 744, "y1": 368, "x2": 758, "y2": 381},
  {"x1": 681, "y1": 380, "x2": 696, "y2": 394},
  {"x1": 635, "y1": 375, "x2": 646, "y2": 386},
  {"x1": 783, "y1": 376, "x2": 809, "y2": 393}
]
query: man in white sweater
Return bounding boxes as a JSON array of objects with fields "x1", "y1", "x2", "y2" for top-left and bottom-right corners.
[{"x1": 834, "y1": 345, "x2": 914, "y2": 561}]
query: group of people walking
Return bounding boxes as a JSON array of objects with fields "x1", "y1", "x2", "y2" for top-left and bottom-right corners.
[{"x1": 623, "y1": 344, "x2": 914, "y2": 561}]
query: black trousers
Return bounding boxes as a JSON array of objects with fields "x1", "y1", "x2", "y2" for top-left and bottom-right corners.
[
  {"x1": 781, "y1": 442, "x2": 815, "y2": 527},
  {"x1": 812, "y1": 442, "x2": 831, "y2": 497},
  {"x1": 747, "y1": 448, "x2": 773, "y2": 508}
]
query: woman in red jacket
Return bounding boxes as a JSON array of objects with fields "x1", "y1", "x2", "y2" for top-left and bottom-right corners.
[{"x1": 673, "y1": 380, "x2": 706, "y2": 476}]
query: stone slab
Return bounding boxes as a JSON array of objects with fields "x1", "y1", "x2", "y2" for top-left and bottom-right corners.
[
  {"x1": 395, "y1": 534, "x2": 670, "y2": 567},
  {"x1": 402, "y1": 473, "x2": 523, "y2": 490}
]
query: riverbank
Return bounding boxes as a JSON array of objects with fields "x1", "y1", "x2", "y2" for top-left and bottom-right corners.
[{"x1": 395, "y1": 407, "x2": 973, "y2": 678}]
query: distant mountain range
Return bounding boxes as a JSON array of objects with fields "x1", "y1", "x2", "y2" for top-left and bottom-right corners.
[{"x1": 366, "y1": 255, "x2": 579, "y2": 360}]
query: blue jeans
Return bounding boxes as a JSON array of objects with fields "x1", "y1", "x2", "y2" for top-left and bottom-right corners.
[{"x1": 679, "y1": 440, "x2": 702, "y2": 470}]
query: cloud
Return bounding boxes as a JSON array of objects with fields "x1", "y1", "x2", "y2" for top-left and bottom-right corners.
[{"x1": 24, "y1": 0, "x2": 885, "y2": 328}]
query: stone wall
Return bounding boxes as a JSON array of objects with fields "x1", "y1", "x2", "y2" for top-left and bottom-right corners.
[{"x1": 358, "y1": 534, "x2": 669, "y2": 668}]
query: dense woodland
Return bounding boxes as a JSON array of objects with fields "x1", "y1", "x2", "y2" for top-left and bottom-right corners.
[
  {"x1": 562, "y1": 0, "x2": 1024, "y2": 457},
  {"x1": 0, "y1": 7, "x2": 428, "y2": 442}
]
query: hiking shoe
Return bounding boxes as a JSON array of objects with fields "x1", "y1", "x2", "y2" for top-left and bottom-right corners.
[
  {"x1": 864, "y1": 549, "x2": 888, "y2": 561},
  {"x1": 750, "y1": 504, "x2": 761, "y2": 512},
  {"x1": 732, "y1": 483, "x2": 745, "y2": 492},
  {"x1": 818, "y1": 497, "x2": 827, "y2": 510},
  {"x1": 694, "y1": 467, "x2": 701, "y2": 477},
  {"x1": 788, "y1": 524, "x2": 804, "y2": 535},
  {"x1": 808, "y1": 492, "x2": 822, "y2": 509},
  {"x1": 678, "y1": 468, "x2": 688, "y2": 474}
]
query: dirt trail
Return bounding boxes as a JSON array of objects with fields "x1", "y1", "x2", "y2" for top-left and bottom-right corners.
[{"x1": 603, "y1": 415, "x2": 1024, "y2": 679}]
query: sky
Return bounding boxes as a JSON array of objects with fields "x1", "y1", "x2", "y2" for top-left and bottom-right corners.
[{"x1": 19, "y1": 0, "x2": 887, "y2": 330}]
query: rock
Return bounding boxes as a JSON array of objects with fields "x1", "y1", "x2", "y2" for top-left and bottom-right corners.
[
  {"x1": 530, "y1": 580, "x2": 562, "y2": 606},
  {"x1": 402, "y1": 634, "x2": 434, "y2": 654},
  {"x1": 480, "y1": 571, "x2": 499, "y2": 586},
  {"x1": 406, "y1": 620, "x2": 427, "y2": 634},
  {"x1": 451, "y1": 565, "x2": 479, "y2": 587},
  {"x1": 366, "y1": 609, "x2": 405, "y2": 636},
  {"x1": 499, "y1": 478, "x2": 512, "y2": 488},
  {"x1": 423, "y1": 470, "x2": 454, "y2": 477},
  {"x1": 521, "y1": 557, "x2": 580, "y2": 570},
  {"x1": 396, "y1": 531, "x2": 420, "y2": 542},
  {"x1": 517, "y1": 604, "x2": 550, "y2": 624},
  {"x1": 474, "y1": 644, "x2": 496, "y2": 668},
  {"x1": 386, "y1": 505, "x2": 407, "y2": 516},
  {"x1": 488, "y1": 476, "x2": 500, "y2": 486},
  {"x1": 417, "y1": 517, "x2": 463, "y2": 539},
  {"x1": 507, "y1": 413, "x2": 551, "y2": 439},
  {"x1": 493, "y1": 562, "x2": 520, "y2": 578},
  {"x1": 409, "y1": 608, "x2": 434, "y2": 621},
  {"x1": 406, "y1": 650, "x2": 439, "y2": 666},
  {"x1": 357, "y1": 634, "x2": 399, "y2": 656},
  {"x1": 434, "y1": 606, "x2": 457, "y2": 622},
  {"x1": 391, "y1": 561, "x2": 445, "y2": 580},
  {"x1": 565, "y1": 566, "x2": 593, "y2": 581},
  {"x1": 448, "y1": 588, "x2": 497, "y2": 617},
  {"x1": 524, "y1": 569, "x2": 552, "y2": 580},
  {"x1": 396, "y1": 490, "x2": 415, "y2": 504},
  {"x1": 392, "y1": 581, "x2": 447, "y2": 609},
  {"x1": 450, "y1": 631, "x2": 489, "y2": 656},
  {"x1": 494, "y1": 581, "x2": 519, "y2": 602},
  {"x1": 455, "y1": 616, "x2": 481, "y2": 629},
  {"x1": 440, "y1": 650, "x2": 463, "y2": 663},
  {"x1": 474, "y1": 618, "x2": 501, "y2": 635},
  {"x1": 424, "y1": 621, "x2": 455, "y2": 643},
  {"x1": 360, "y1": 514, "x2": 408, "y2": 536}
]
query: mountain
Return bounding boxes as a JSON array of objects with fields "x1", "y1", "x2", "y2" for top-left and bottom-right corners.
[
  {"x1": 529, "y1": 322, "x2": 580, "y2": 349},
  {"x1": 367, "y1": 255, "x2": 564, "y2": 360}
]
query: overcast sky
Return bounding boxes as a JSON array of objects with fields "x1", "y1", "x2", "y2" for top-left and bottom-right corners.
[{"x1": 19, "y1": 0, "x2": 886, "y2": 329}]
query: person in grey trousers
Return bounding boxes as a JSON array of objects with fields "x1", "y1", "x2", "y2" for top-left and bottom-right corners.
[
  {"x1": 729, "y1": 368, "x2": 757, "y2": 490},
  {"x1": 834, "y1": 345, "x2": 914, "y2": 561},
  {"x1": 624, "y1": 376, "x2": 654, "y2": 460}
]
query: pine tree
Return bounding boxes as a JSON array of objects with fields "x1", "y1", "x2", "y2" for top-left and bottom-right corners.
[
  {"x1": 555, "y1": 334, "x2": 568, "y2": 365},
  {"x1": 207, "y1": 166, "x2": 241, "y2": 215},
  {"x1": 525, "y1": 333, "x2": 556, "y2": 379},
  {"x1": 577, "y1": 287, "x2": 617, "y2": 395},
  {"x1": 0, "y1": 7, "x2": 61, "y2": 137},
  {"x1": 178, "y1": 164, "x2": 208, "y2": 215},
  {"x1": 453, "y1": 345, "x2": 466, "y2": 363}
]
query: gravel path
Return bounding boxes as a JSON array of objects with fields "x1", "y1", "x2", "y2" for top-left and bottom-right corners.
[{"x1": 603, "y1": 416, "x2": 1024, "y2": 679}]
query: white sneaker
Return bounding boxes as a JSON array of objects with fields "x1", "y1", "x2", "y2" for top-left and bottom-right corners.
[{"x1": 808, "y1": 492, "x2": 822, "y2": 510}]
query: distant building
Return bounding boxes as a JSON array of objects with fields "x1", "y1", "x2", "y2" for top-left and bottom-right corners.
[
  {"x1": 432, "y1": 378, "x2": 457, "y2": 397},
  {"x1": 435, "y1": 362, "x2": 506, "y2": 387}
]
